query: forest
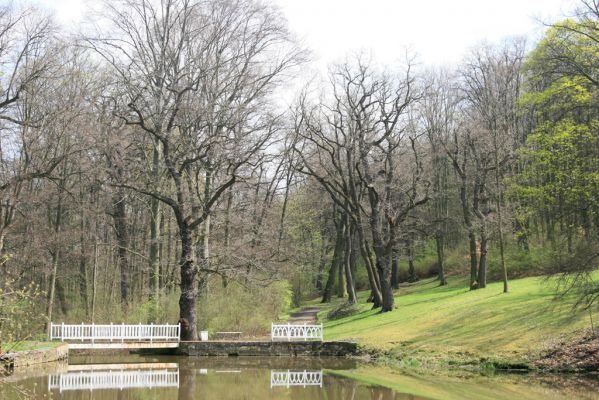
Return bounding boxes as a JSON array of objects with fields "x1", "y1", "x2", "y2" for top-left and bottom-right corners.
[{"x1": 0, "y1": 0, "x2": 596, "y2": 345}]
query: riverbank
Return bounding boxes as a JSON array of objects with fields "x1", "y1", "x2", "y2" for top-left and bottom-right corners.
[
  {"x1": 1, "y1": 342, "x2": 68, "y2": 373},
  {"x1": 308, "y1": 275, "x2": 598, "y2": 373}
]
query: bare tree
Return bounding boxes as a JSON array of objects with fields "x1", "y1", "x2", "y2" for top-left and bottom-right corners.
[
  {"x1": 0, "y1": 6, "x2": 65, "y2": 264},
  {"x1": 88, "y1": 0, "x2": 305, "y2": 339},
  {"x1": 460, "y1": 40, "x2": 524, "y2": 291},
  {"x1": 295, "y1": 56, "x2": 428, "y2": 312}
]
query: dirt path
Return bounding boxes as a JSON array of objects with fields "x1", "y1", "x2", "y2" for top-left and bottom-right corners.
[{"x1": 287, "y1": 307, "x2": 320, "y2": 324}]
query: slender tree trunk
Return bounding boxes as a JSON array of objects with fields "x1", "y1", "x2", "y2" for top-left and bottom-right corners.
[
  {"x1": 494, "y1": 136, "x2": 508, "y2": 293},
  {"x1": 91, "y1": 241, "x2": 98, "y2": 323},
  {"x1": 149, "y1": 197, "x2": 161, "y2": 300},
  {"x1": 46, "y1": 249, "x2": 59, "y2": 331},
  {"x1": 149, "y1": 140, "x2": 161, "y2": 300},
  {"x1": 113, "y1": 188, "x2": 130, "y2": 306},
  {"x1": 391, "y1": 252, "x2": 399, "y2": 289},
  {"x1": 222, "y1": 188, "x2": 233, "y2": 288},
  {"x1": 343, "y1": 219, "x2": 357, "y2": 304},
  {"x1": 78, "y1": 219, "x2": 89, "y2": 317},
  {"x1": 277, "y1": 168, "x2": 293, "y2": 252},
  {"x1": 357, "y1": 229, "x2": 383, "y2": 307},
  {"x1": 46, "y1": 190, "x2": 63, "y2": 332},
  {"x1": 165, "y1": 211, "x2": 174, "y2": 292},
  {"x1": 469, "y1": 232, "x2": 478, "y2": 289},
  {"x1": 337, "y1": 253, "x2": 347, "y2": 298},
  {"x1": 495, "y1": 180, "x2": 508, "y2": 293},
  {"x1": 315, "y1": 236, "x2": 327, "y2": 292},
  {"x1": 407, "y1": 232, "x2": 418, "y2": 283},
  {"x1": 435, "y1": 231, "x2": 447, "y2": 285},
  {"x1": 459, "y1": 182, "x2": 478, "y2": 290},
  {"x1": 478, "y1": 230, "x2": 488, "y2": 289}
]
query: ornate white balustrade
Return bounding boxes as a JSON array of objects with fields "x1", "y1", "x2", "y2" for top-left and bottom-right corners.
[
  {"x1": 48, "y1": 368, "x2": 180, "y2": 392},
  {"x1": 270, "y1": 370, "x2": 323, "y2": 388},
  {"x1": 271, "y1": 323, "x2": 323, "y2": 341},
  {"x1": 49, "y1": 323, "x2": 180, "y2": 343}
]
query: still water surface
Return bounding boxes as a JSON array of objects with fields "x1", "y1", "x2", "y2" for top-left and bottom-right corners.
[
  {"x1": 0, "y1": 355, "x2": 422, "y2": 400},
  {"x1": 1, "y1": 354, "x2": 599, "y2": 399}
]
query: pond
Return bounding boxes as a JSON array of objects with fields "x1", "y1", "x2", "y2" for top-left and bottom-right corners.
[{"x1": 1, "y1": 354, "x2": 599, "y2": 399}]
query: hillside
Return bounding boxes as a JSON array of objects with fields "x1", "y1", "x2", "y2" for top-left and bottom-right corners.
[{"x1": 313, "y1": 275, "x2": 595, "y2": 368}]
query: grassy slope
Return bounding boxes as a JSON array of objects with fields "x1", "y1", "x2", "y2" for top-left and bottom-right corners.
[
  {"x1": 1, "y1": 341, "x2": 62, "y2": 353},
  {"x1": 315, "y1": 275, "x2": 592, "y2": 363}
]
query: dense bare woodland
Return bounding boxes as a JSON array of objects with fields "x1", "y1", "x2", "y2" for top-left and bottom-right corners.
[{"x1": 0, "y1": 0, "x2": 596, "y2": 342}]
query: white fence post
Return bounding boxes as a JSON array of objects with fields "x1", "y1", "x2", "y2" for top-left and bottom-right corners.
[{"x1": 271, "y1": 323, "x2": 323, "y2": 342}]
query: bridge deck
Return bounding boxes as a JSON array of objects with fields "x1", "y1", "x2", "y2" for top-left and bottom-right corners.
[{"x1": 67, "y1": 342, "x2": 180, "y2": 350}]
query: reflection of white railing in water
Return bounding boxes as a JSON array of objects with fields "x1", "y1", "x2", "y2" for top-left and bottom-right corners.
[
  {"x1": 49, "y1": 323, "x2": 180, "y2": 343},
  {"x1": 270, "y1": 370, "x2": 323, "y2": 388},
  {"x1": 48, "y1": 368, "x2": 179, "y2": 392},
  {"x1": 271, "y1": 323, "x2": 323, "y2": 341}
]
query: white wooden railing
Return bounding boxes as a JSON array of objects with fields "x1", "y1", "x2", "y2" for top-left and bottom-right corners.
[
  {"x1": 50, "y1": 323, "x2": 180, "y2": 343},
  {"x1": 271, "y1": 323, "x2": 323, "y2": 341},
  {"x1": 48, "y1": 369, "x2": 179, "y2": 392},
  {"x1": 270, "y1": 370, "x2": 323, "y2": 388}
]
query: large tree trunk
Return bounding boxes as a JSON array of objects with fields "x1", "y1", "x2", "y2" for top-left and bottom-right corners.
[
  {"x1": 322, "y1": 221, "x2": 344, "y2": 303},
  {"x1": 377, "y1": 253, "x2": 394, "y2": 312},
  {"x1": 178, "y1": 224, "x2": 197, "y2": 341}
]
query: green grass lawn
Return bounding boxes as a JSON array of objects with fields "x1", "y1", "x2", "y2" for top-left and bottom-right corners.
[
  {"x1": 313, "y1": 275, "x2": 593, "y2": 363},
  {"x1": 1, "y1": 341, "x2": 62, "y2": 353}
]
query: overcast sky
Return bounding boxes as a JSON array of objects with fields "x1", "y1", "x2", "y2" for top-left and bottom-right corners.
[{"x1": 34, "y1": 0, "x2": 576, "y2": 68}]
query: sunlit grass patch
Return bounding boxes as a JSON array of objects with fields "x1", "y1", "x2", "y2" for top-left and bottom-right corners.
[{"x1": 319, "y1": 275, "x2": 591, "y2": 359}]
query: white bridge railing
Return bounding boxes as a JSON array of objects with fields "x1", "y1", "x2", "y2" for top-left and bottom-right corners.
[
  {"x1": 49, "y1": 369, "x2": 179, "y2": 392},
  {"x1": 270, "y1": 370, "x2": 323, "y2": 388},
  {"x1": 271, "y1": 323, "x2": 323, "y2": 341},
  {"x1": 50, "y1": 323, "x2": 180, "y2": 343}
]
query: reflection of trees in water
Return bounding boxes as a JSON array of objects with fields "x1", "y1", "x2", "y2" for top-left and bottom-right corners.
[
  {"x1": 321, "y1": 376, "x2": 401, "y2": 400},
  {"x1": 178, "y1": 367, "x2": 196, "y2": 400}
]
